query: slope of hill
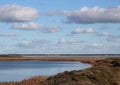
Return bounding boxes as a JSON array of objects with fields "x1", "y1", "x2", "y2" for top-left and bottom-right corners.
[{"x1": 40, "y1": 58, "x2": 120, "y2": 85}]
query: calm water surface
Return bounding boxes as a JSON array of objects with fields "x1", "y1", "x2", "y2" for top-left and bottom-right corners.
[{"x1": 0, "y1": 61, "x2": 91, "y2": 82}]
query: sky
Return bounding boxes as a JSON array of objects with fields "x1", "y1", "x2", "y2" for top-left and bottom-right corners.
[{"x1": 0, "y1": 0, "x2": 120, "y2": 54}]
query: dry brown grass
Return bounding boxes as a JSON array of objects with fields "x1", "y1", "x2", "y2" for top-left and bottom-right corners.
[
  {"x1": 0, "y1": 57, "x2": 105, "y2": 66},
  {"x1": 40, "y1": 57, "x2": 120, "y2": 85},
  {"x1": 0, "y1": 76, "x2": 47, "y2": 85}
]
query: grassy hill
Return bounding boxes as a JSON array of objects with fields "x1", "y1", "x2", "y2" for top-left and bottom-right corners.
[{"x1": 39, "y1": 58, "x2": 120, "y2": 85}]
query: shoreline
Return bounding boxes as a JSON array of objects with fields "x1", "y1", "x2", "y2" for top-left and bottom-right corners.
[{"x1": 0, "y1": 57, "x2": 105, "y2": 65}]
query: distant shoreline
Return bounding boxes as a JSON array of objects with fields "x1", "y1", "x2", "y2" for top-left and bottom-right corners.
[
  {"x1": 1, "y1": 54, "x2": 120, "y2": 57},
  {"x1": 0, "y1": 56, "x2": 105, "y2": 66}
]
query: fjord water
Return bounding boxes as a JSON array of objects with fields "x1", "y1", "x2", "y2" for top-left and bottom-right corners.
[{"x1": 0, "y1": 61, "x2": 91, "y2": 82}]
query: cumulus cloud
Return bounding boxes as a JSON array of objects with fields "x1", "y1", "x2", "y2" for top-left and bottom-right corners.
[
  {"x1": 41, "y1": 25, "x2": 61, "y2": 33},
  {"x1": 12, "y1": 22, "x2": 43, "y2": 30},
  {"x1": 88, "y1": 43, "x2": 102, "y2": 48},
  {"x1": 68, "y1": 39, "x2": 78, "y2": 44},
  {"x1": 12, "y1": 22, "x2": 61, "y2": 33},
  {"x1": 95, "y1": 32, "x2": 120, "y2": 42},
  {"x1": 106, "y1": 37, "x2": 117, "y2": 42},
  {"x1": 96, "y1": 32, "x2": 112, "y2": 37},
  {"x1": 0, "y1": 4, "x2": 39, "y2": 23},
  {"x1": 99, "y1": 26, "x2": 109, "y2": 30},
  {"x1": 71, "y1": 28, "x2": 95, "y2": 34},
  {"x1": 47, "y1": 6, "x2": 120, "y2": 24},
  {"x1": 0, "y1": 33, "x2": 18, "y2": 37},
  {"x1": 17, "y1": 39, "x2": 50, "y2": 48},
  {"x1": 58, "y1": 38, "x2": 85, "y2": 44},
  {"x1": 95, "y1": 32, "x2": 119, "y2": 38},
  {"x1": 106, "y1": 35, "x2": 120, "y2": 42},
  {"x1": 58, "y1": 38, "x2": 66, "y2": 44},
  {"x1": 21, "y1": 40, "x2": 33, "y2": 46}
]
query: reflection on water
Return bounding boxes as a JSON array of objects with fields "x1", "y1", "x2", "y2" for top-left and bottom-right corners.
[{"x1": 0, "y1": 61, "x2": 91, "y2": 82}]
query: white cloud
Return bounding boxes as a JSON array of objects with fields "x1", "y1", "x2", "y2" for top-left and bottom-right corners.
[
  {"x1": 91, "y1": 43, "x2": 102, "y2": 47},
  {"x1": 95, "y1": 32, "x2": 120, "y2": 42},
  {"x1": 58, "y1": 38, "x2": 66, "y2": 44},
  {"x1": 47, "y1": 6, "x2": 120, "y2": 24},
  {"x1": 68, "y1": 39, "x2": 78, "y2": 44},
  {"x1": 58, "y1": 38, "x2": 84, "y2": 44},
  {"x1": 88, "y1": 43, "x2": 102, "y2": 48},
  {"x1": 21, "y1": 40, "x2": 33, "y2": 46},
  {"x1": 86, "y1": 28, "x2": 95, "y2": 33},
  {"x1": 12, "y1": 22, "x2": 43, "y2": 30},
  {"x1": 0, "y1": 33, "x2": 18, "y2": 37},
  {"x1": 17, "y1": 39, "x2": 51, "y2": 48},
  {"x1": 72, "y1": 28, "x2": 84, "y2": 34},
  {"x1": 96, "y1": 32, "x2": 111, "y2": 37},
  {"x1": 17, "y1": 40, "x2": 34, "y2": 48},
  {"x1": 106, "y1": 35, "x2": 120, "y2": 42},
  {"x1": 106, "y1": 37, "x2": 117, "y2": 42},
  {"x1": 99, "y1": 26, "x2": 109, "y2": 30},
  {"x1": 41, "y1": 25, "x2": 61, "y2": 33},
  {"x1": 71, "y1": 28, "x2": 95, "y2": 34},
  {"x1": 12, "y1": 23, "x2": 61, "y2": 33},
  {"x1": 0, "y1": 4, "x2": 39, "y2": 23}
]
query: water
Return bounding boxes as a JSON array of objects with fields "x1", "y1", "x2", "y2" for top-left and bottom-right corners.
[{"x1": 0, "y1": 61, "x2": 91, "y2": 82}]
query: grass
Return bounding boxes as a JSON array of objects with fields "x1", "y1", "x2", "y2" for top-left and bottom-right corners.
[
  {"x1": 0, "y1": 76, "x2": 47, "y2": 85},
  {"x1": 39, "y1": 57, "x2": 120, "y2": 85},
  {"x1": 39, "y1": 66, "x2": 120, "y2": 85}
]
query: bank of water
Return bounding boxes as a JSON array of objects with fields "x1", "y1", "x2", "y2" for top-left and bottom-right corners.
[{"x1": 0, "y1": 61, "x2": 91, "y2": 82}]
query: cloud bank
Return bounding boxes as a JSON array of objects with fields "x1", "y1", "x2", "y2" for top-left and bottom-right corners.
[
  {"x1": 12, "y1": 22, "x2": 43, "y2": 30},
  {"x1": 0, "y1": 33, "x2": 18, "y2": 37},
  {"x1": 58, "y1": 38, "x2": 85, "y2": 44},
  {"x1": 71, "y1": 28, "x2": 95, "y2": 34},
  {"x1": 41, "y1": 25, "x2": 61, "y2": 33},
  {"x1": 47, "y1": 6, "x2": 120, "y2": 24},
  {"x1": 12, "y1": 22, "x2": 61, "y2": 33}
]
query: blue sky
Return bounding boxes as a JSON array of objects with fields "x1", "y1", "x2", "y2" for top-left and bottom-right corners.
[{"x1": 0, "y1": 0, "x2": 120, "y2": 54}]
